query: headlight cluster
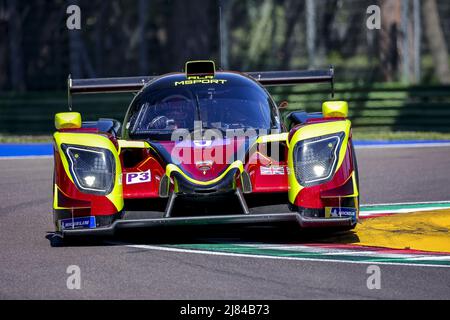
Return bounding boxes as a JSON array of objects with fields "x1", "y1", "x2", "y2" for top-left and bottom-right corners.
[
  {"x1": 63, "y1": 145, "x2": 115, "y2": 195},
  {"x1": 293, "y1": 132, "x2": 344, "y2": 187}
]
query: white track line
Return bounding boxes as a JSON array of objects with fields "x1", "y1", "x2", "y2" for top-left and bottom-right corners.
[
  {"x1": 242, "y1": 245, "x2": 418, "y2": 258},
  {"x1": 360, "y1": 201, "x2": 450, "y2": 216},
  {"x1": 360, "y1": 207, "x2": 450, "y2": 216},
  {"x1": 362, "y1": 200, "x2": 450, "y2": 206},
  {"x1": 121, "y1": 243, "x2": 450, "y2": 268},
  {"x1": 242, "y1": 243, "x2": 449, "y2": 259}
]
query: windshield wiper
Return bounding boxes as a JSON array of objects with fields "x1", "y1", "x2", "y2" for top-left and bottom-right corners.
[{"x1": 194, "y1": 93, "x2": 202, "y2": 122}]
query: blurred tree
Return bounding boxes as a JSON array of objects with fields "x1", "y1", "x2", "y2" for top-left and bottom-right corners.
[
  {"x1": 6, "y1": 0, "x2": 25, "y2": 91},
  {"x1": 320, "y1": 0, "x2": 338, "y2": 54},
  {"x1": 218, "y1": 0, "x2": 230, "y2": 69},
  {"x1": 0, "y1": 2, "x2": 8, "y2": 89},
  {"x1": 243, "y1": 0, "x2": 274, "y2": 69},
  {"x1": 67, "y1": 0, "x2": 82, "y2": 78},
  {"x1": 278, "y1": 0, "x2": 303, "y2": 69},
  {"x1": 423, "y1": 0, "x2": 450, "y2": 84},
  {"x1": 1, "y1": 0, "x2": 450, "y2": 90},
  {"x1": 379, "y1": 0, "x2": 401, "y2": 82},
  {"x1": 167, "y1": 0, "x2": 217, "y2": 71},
  {"x1": 138, "y1": 0, "x2": 149, "y2": 74}
]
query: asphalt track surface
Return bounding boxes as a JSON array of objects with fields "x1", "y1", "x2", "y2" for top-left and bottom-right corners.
[{"x1": 0, "y1": 147, "x2": 449, "y2": 299}]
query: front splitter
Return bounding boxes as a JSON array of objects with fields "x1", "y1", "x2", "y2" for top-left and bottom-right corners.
[{"x1": 61, "y1": 212, "x2": 354, "y2": 237}]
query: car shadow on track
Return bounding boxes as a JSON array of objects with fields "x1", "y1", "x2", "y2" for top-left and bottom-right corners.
[{"x1": 46, "y1": 222, "x2": 360, "y2": 247}]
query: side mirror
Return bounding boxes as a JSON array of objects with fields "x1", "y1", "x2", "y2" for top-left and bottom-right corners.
[
  {"x1": 322, "y1": 101, "x2": 348, "y2": 118},
  {"x1": 81, "y1": 118, "x2": 122, "y2": 137},
  {"x1": 278, "y1": 101, "x2": 289, "y2": 110},
  {"x1": 98, "y1": 118, "x2": 122, "y2": 137},
  {"x1": 287, "y1": 111, "x2": 308, "y2": 125},
  {"x1": 55, "y1": 112, "x2": 81, "y2": 130}
]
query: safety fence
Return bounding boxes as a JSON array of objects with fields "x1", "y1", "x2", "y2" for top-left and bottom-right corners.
[
  {"x1": 273, "y1": 83, "x2": 450, "y2": 132},
  {"x1": 1, "y1": 83, "x2": 450, "y2": 134}
]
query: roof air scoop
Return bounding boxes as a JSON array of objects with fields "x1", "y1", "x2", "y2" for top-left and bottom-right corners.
[{"x1": 185, "y1": 60, "x2": 216, "y2": 78}]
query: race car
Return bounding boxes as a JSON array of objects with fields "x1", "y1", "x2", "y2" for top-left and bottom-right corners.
[{"x1": 52, "y1": 60, "x2": 359, "y2": 238}]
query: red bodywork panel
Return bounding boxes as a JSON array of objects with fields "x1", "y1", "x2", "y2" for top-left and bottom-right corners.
[
  {"x1": 121, "y1": 150, "x2": 164, "y2": 199},
  {"x1": 120, "y1": 137, "x2": 289, "y2": 196},
  {"x1": 54, "y1": 149, "x2": 118, "y2": 216},
  {"x1": 54, "y1": 129, "x2": 353, "y2": 215},
  {"x1": 294, "y1": 141, "x2": 355, "y2": 209},
  {"x1": 155, "y1": 140, "x2": 236, "y2": 181},
  {"x1": 245, "y1": 151, "x2": 288, "y2": 193}
]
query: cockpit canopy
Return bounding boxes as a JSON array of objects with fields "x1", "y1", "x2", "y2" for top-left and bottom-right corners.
[{"x1": 124, "y1": 73, "x2": 280, "y2": 140}]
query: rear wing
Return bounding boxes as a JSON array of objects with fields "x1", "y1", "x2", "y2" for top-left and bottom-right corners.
[
  {"x1": 246, "y1": 68, "x2": 334, "y2": 87},
  {"x1": 67, "y1": 75, "x2": 157, "y2": 110},
  {"x1": 67, "y1": 65, "x2": 334, "y2": 110},
  {"x1": 246, "y1": 67, "x2": 334, "y2": 99}
]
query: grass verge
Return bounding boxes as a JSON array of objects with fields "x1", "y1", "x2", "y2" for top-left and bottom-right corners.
[{"x1": 352, "y1": 130, "x2": 450, "y2": 141}]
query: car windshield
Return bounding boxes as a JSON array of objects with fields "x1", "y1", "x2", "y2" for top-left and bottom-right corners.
[{"x1": 129, "y1": 84, "x2": 275, "y2": 135}]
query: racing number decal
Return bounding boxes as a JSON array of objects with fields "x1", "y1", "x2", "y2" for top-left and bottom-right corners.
[{"x1": 126, "y1": 170, "x2": 151, "y2": 185}]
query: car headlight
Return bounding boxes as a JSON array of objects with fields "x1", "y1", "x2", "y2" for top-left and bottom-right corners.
[
  {"x1": 293, "y1": 132, "x2": 344, "y2": 187},
  {"x1": 63, "y1": 144, "x2": 115, "y2": 195}
]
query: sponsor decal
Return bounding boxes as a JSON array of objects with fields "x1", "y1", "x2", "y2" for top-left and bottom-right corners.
[
  {"x1": 126, "y1": 170, "x2": 151, "y2": 185},
  {"x1": 326, "y1": 207, "x2": 357, "y2": 222},
  {"x1": 61, "y1": 216, "x2": 96, "y2": 230},
  {"x1": 260, "y1": 166, "x2": 286, "y2": 176},
  {"x1": 174, "y1": 75, "x2": 227, "y2": 86}
]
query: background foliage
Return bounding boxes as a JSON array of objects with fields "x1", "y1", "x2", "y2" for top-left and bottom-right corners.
[{"x1": 1, "y1": 0, "x2": 450, "y2": 136}]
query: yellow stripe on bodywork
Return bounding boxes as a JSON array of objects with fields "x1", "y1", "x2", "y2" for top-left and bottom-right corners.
[
  {"x1": 53, "y1": 184, "x2": 63, "y2": 209},
  {"x1": 165, "y1": 160, "x2": 244, "y2": 187},
  {"x1": 117, "y1": 139, "x2": 162, "y2": 157},
  {"x1": 118, "y1": 139, "x2": 149, "y2": 153},
  {"x1": 256, "y1": 132, "x2": 288, "y2": 144},
  {"x1": 118, "y1": 139, "x2": 148, "y2": 149},
  {"x1": 287, "y1": 120, "x2": 351, "y2": 204},
  {"x1": 53, "y1": 132, "x2": 124, "y2": 212},
  {"x1": 249, "y1": 133, "x2": 288, "y2": 165},
  {"x1": 351, "y1": 171, "x2": 359, "y2": 198}
]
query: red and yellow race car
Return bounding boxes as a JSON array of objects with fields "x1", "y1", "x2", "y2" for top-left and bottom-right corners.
[{"x1": 52, "y1": 60, "x2": 359, "y2": 238}]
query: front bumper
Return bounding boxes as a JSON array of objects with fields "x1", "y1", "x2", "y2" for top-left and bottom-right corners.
[{"x1": 60, "y1": 212, "x2": 355, "y2": 237}]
